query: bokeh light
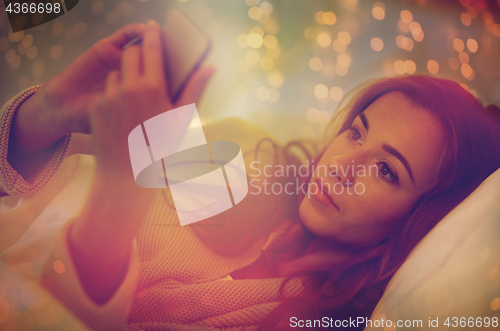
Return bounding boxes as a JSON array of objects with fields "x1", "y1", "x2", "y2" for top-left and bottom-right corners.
[{"x1": 370, "y1": 37, "x2": 384, "y2": 51}]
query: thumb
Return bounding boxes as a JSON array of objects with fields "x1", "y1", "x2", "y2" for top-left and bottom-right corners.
[{"x1": 176, "y1": 65, "x2": 216, "y2": 107}]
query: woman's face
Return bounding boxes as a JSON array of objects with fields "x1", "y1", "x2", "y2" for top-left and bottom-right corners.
[{"x1": 299, "y1": 91, "x2": 445, "y2": 248}]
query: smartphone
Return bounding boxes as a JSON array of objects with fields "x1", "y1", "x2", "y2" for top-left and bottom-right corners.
[
  {"x1": 124, "y1": 11, "x2": 212, "y2": 102},
  {"x1": 162, "y1": 11, "x2": 212, "y2": 102}
]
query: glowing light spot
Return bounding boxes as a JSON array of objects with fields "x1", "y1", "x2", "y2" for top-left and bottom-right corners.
[
  {"x1": 309, "y1": 57, "x2": 323, "y2": 71},
  {"x1": 394, "y1": 60, "x2": 406, "y2": 75},
  {"x1": 268, "y1": 71, "x2": 283, "y2": 88},
  {"x1": 483, "y1": 12, "x2": 493, "y2": 25},
  {"x1": 259, "y1": 56, "x2": 274, "y2": 70},
  {"x1": 409, "y1": 22, "x2": 421, "y2": 34},
  {"x1": 256, "y1": 86, "x2": 270, "y2": 100},
  {"x1": 467, "y1": 39, "x2": 478, "y2": 53},
  {"x1": 27, "y1": 46, "x2": 38, "y2": 60},
  {"x1": 448, "y1": 57, "x2": 460, "y2": 71},
  {"x1": 265, "y1": 21, "x2": 279, "y2": 35},
  {"x1": 75, "y1": 22, "x2": 87, "y2": 36},
  {"x1": 263, "y1": 35, "x2": 277, "y2": 48},
  {"x1": 453, "y1": 38, "x2": 465, "y2": 52},
  {"x1": 404, "y1": 60, "x2": 416, "y2": 74},
  {"x1": 337, "y1": 31, "x2": 352, "y2": 45},
  {"x1": 50, "y1": 45, "x2": 63, "y2": 59},
  {"x1": 466, "y1": 6, "x2": 477, "y2": 19},
  {"x1": 370, "y1": 38, "x2": 383, "y2": 51},
  {"x1": 250, "y1": 27, "x2": 264, "y2": 36},
  {"x1": 5, "y1": 49, "x2": 16, "y2": 63},
  {"x1": 334, "y1": 62, "x2": 348, "y2": 76},
  {"x1": 400, "y1": 10, "x2": 413, "y2": 24},
  {"x1": 236, "y1": 34, "x2": 248, "y2": 48},
  {"x1": 304, "y1": 27, "x2": 314, "y2": 40},
  {"x1": 493, "y1": 24, "x2": 500, "y2": 37},
  {"x1": 489, "y1": 267, "x2": 499, "y2": 280},
  {"x1": 372, "y1": 7, "x2": 385, "y2": 20},
  {"x1": 260, "y1": 2, "x2": 273, "y2": 14},
  {"x1": 266, "y1": 46, "x2": 280, "y2": 58},
  {"x1": 480, "y1": 247, "x2": 491, "y2": 261},
  {"x1": 398, "y1": 20, "x2": 410, "y2": 33},
  {"x1": 458, "y1": 51, "x2": 469, "y2": 64},
  {"x1": 315, "y1": 11, "x2": 325, "y2": 25},
  {"x1": 53, "y1": 260, "x2": 65, "y2": 274},
  {"x1": 247, "y1": 33, "x2": 263, "y2": 48},
  {"x1": 306, "y1": 108, "x2": 319, "y2": 122},
  {"x1": 410, "y1": 22, "x2": 424, "y2": 41},
  {"x1": 245, "y1": 49, "x2": 259, "y2": 63},
  {"x1": 322, "y1": 12, "x2": 337, "y2": 25},
  {"x1": 317, "y1": 33, "x2": 332, "y2": 47},
  {"x1": 10, "y1": 55, "x2": 21, "y2": 69},
  {"x1": 329, "y1": 86, "x2": 343, "y2": 101},
  {"x1": 9, "y1": 30, "x2": 24, "y2": 42},
  {"x1": 337, "y1": 53, "x2": 351, "y2": 67},
  {"x1": 461, "y1": 13, "x2": 471, "y2": 26},
  {"x1": 245, "y1": 0, "x2": 259, "y2": 6},
  {"x1": 491, "y1": 297, "x2": 500, "y2": 311},
  {"x1": 461, "y1": 63, "x2": 473, "y2": 79},
  {"x1": 52, "y1": 22, "x2": 64, "y2": 36},
  {"x1": 427, "y1": 60, "x2": 439, "y2": 74},
  {"x1": 22, "y1": 34, "x2": 33, "y2": 48},
  {"x1": 314, "y1": 84, "x2": 329, "y2": 99},
  {"x1": 401, "y1": 37, "x2": 414, "y2": 51},
  {"x1": 106, "y1": 11, "x2": 120, "y2": 25},
  {"x1": 248, "y1": 7, "x2": 263, "y2": 20},
  {"x1": 91, "y1": 0, "x2": 105, "y2": 14},
  {"x1": 268, "y1": 88, "x2": 280, "y2": 102},
  {"x1": 333, "y1": 39, "x2": 347, "y2": 52}
]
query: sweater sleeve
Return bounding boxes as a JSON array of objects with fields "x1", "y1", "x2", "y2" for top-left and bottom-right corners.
[
  {"x1": 0, "y1": 86, "x2": 72, "y2": 197},
  {"x1": 40, "y1": 220, "x2": 140, "y2": 331}
]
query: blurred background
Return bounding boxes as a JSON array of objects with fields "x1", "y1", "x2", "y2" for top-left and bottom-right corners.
[{"x1": 1, "y1": 0, "x2": 499, "y2": 143}]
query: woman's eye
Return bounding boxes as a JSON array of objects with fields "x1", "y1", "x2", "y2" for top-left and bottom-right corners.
[
  {"x1": 377, "y1": 162, "x2": 396, "y2": 183},
  {"x1": 350, "y1": 127, "x2": 363, "y2": 144}
]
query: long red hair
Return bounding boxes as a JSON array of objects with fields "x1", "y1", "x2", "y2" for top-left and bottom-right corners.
[{"x1": 194, "y1": 75, "x2": 500, "y2": 329}]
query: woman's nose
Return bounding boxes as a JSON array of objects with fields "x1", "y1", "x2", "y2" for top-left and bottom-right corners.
[{"x1": 328, "y1": 153, "x2": 362, "y2": 187}]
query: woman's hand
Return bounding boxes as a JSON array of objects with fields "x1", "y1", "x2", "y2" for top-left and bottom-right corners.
[
  {"x1": 7, "y1": 23, "x2": 147, "y2": 178},
  {"x1": 68, "y1": 20, "x2": 214, "y2": 304}
]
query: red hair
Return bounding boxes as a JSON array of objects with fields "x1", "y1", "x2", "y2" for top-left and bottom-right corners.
[{"x1": 193, "y1": 75, "x2": 500, "y2": 329}]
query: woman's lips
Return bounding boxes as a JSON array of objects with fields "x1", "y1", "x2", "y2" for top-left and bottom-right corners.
[{"x1": 312, "y1": 178, "x2": 340, "y2": 211}]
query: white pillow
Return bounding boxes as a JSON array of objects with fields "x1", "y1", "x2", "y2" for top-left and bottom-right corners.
[{"x1": 366, "y1": 168, "x2": 500, "y2": 330}]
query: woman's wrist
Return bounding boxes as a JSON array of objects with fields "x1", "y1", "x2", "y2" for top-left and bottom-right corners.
[{"x1": 11, "y1": 85, "x2": 71, "y2": 155}]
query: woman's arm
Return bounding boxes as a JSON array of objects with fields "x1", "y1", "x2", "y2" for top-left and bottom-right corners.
[
  {"x1": 67, "y1": 20, "x2": 215, "y2": 304},
  {"x1": 4, "y1": 23, "x2": 147, "y2": 183}
]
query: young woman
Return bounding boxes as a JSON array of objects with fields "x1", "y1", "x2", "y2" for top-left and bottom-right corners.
[{"x1": 2, "y1": 21, "x2": 499, "y2": 330}]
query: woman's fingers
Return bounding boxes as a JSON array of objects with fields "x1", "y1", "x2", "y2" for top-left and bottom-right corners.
[
  {"x1": 176, "y1": 65, "x2": 216, "y2": 107},
  {"x1": 121, "y1": 46, "x2": 141, "y2": 87},
  {"x1": 108, "y1": 23, "x2": 147, "y2": 48},
  {"x1": 106, "y1": 71, "x2": 120, "y2": 98},
  {"x1": 142, "y1": 20, "x2": 167, "y2": 88}
]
